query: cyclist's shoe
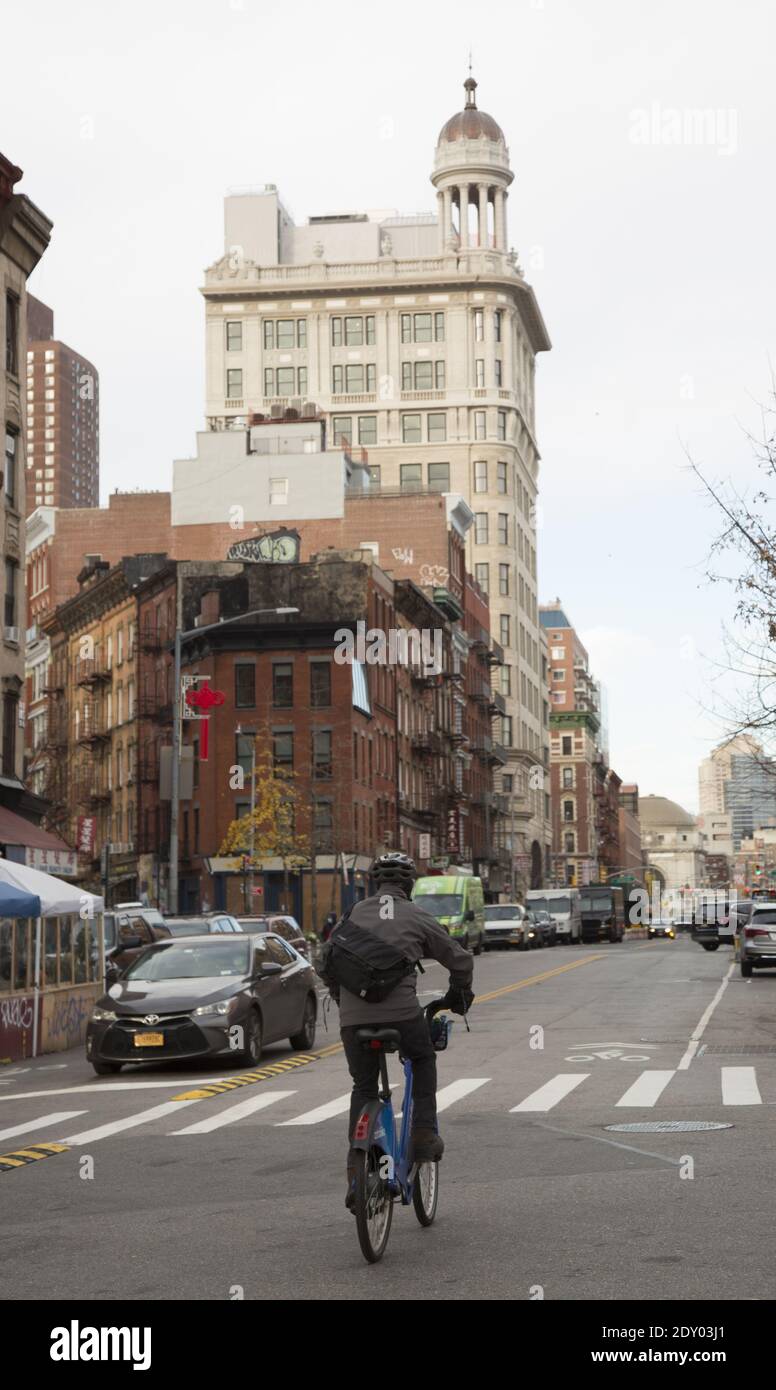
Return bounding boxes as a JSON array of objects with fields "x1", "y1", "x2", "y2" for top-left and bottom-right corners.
[{"x1": 412, "y1": 1127, "x2": 444, "y2": 1162}]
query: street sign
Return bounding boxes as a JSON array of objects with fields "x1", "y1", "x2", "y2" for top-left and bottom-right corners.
[{"x1": 418, "y1": 833, "x2": 431, "y2": 859}]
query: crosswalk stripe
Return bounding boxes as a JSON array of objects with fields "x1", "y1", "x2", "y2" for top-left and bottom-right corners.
[
  {"x1": 616, "y1": 1071, "x2": 676, "y2": 1108},
  {"x1": 59, "y1": 1099, "x2": 200, "y2": 1144},
  {"x1": 171, "y1": 1091, "x2": 296, "y2": 1135},
  {"x1": 0, "y1": 1111, "x2": 86, "y2": 1143},
  {"x1": 436, "y1": 1079, "x2": 490, "y2": 1111},
  {"x1": 277, "y1": 1093, "x2": 351, "y2": 1126},
  {"x1": 510, "y1": 1074, "x2": 590, "y2": 1113},
  {"x1": 721, "y1": 1066, "x2": 762, "y2": 1105}
]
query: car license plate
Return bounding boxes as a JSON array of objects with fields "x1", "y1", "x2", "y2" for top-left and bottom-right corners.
[{"x1": 134, "y1": 1032, "x2": 164, "y2": 1047}]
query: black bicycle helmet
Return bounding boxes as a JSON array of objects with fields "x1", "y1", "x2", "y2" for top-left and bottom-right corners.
[{"x1": 371, "y1": 851, "x2": 417, "y2": 892}]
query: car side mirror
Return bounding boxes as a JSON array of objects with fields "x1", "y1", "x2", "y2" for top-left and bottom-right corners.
[{"x1": 257, "y1": 961, "x2": 283, "y2": 977}]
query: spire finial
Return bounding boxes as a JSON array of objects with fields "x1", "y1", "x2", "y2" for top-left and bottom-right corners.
[{"x1": 464, "y1": 60, "x2": 477, "y2": 109}]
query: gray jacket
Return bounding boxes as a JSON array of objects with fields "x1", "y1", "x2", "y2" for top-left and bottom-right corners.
[{"x1": 331, "y1": 888, "x2": 474, "y2": 1026}]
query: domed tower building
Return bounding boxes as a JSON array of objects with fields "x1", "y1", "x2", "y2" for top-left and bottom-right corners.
[{"x1": 201, "y1": 76, "x2": 552, "y2": 893}]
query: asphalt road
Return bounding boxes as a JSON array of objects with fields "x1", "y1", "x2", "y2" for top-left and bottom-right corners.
[{"x1": 1, "y1": 933, "x2": 774, "y2": 1301}]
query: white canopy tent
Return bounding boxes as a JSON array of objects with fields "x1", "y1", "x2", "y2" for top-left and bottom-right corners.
[{"x1": 0, "y1": 857, "x2": 104, "y2": 1055}]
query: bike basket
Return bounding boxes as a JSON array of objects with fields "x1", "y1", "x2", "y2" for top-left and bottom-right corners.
[{"x1": 430, "y1": 1015, "x2": 453, "y2": 1052}]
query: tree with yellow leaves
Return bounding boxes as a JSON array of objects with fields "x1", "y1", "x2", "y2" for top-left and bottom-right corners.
[{"x1": 219, "y1": 732, "x2": 310, "y2": 913}]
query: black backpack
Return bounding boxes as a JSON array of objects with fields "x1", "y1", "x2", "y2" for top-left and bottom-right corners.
[{"x1": 318, "y1": 910, "x2": 417, "y2": 1003}]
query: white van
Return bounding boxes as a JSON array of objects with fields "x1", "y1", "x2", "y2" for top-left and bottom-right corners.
[{"x1": 525, "y1": 888, "x2": 581, "y2": 944}]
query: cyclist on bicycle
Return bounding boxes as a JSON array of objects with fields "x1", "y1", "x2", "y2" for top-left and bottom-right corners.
[{"x1": 321, "y1": 852, "x2": 474, "y2": 1204}]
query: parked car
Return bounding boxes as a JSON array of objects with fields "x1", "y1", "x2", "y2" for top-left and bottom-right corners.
[
  {"x1": 732, "y1": 900, "x2": 753, "y2": 961},
  {"x1": 483, "y1": 906, "x2": 539, "y2": 950},
  {"x1": 739, "y1": 901, "x2": 776, "y2": 977},
  {"x1": 86, "y1": 932, "x2": 318, "y2": 1074},
  {"x1": 161, "y1": 916, "x2": 244, "y2": 937},
  {"x1": 531, "y1": 910, "x2": 558, "y2": 947},
  {"x1": 648, "y1": 919, "x2": 676, "y2": 940},
  {"x1": 235, "y1": 914, "x2": 308, "y2": 957}
]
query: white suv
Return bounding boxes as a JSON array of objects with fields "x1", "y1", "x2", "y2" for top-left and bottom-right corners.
[{"x1": 740, "y1": 901, "x2": 776, "y2": 977}]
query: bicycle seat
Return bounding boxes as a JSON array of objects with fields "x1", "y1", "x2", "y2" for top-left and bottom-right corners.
[{"x1": 356, "y1": 1027, "x2": 402, "y2": 1052}]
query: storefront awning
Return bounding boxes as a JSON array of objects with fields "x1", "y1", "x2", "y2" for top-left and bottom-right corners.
[{"x1": 0, "y1": 805, "x2": 73, "y2": 852}]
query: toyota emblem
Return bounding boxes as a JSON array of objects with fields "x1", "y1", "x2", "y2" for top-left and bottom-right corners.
[{"x1": 143, "y1": 1014, "x2": 160, "y2": 1025}]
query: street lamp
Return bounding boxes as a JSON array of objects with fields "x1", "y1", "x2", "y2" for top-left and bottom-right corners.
[{"x1": 169, "y1": 606, "x2": 299, "y2": 913}]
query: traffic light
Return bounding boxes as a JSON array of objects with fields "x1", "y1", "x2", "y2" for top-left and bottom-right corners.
[{"x1": 754, "y1": 863, "x2": 764, "y2": 877}]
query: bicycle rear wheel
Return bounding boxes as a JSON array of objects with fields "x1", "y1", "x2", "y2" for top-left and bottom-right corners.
[
  {"x1": 412, "y1": 1160, "x2": 439, "y2": 1226},
  {"x1": 354, "y1": 1146, "x2": 394, "y2": 1263}
]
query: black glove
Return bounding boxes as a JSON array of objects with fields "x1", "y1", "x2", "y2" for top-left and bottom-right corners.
[{"x1": 442, "y1": 986, "x2": 475, "y2": 1016}]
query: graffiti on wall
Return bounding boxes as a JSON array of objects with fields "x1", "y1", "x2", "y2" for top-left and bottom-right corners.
[
  {"x1": 0, "y1": 994, "x2": 34, "y2": 1061},
  {"x1": 42, "y1": 986, "x2": 100, "y2": 1053}
]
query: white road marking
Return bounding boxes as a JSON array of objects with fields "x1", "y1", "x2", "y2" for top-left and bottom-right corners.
[
  {"x1": 721, "y1": 1066, "x2": 762, "y2": 1106},
  {"x1": 59, "y1": 1099, "x2": 200, "y2": 1144},
  {"x1": 171, "y1": 1091, "x2": 296, "y2": 1134},
  {"x1": 677, "y1": 963, "x2": 735, "y2": 1070},
  {"x1": 277, "y1": 1093, "x2": 352, "y2": 1126},
  {"x1": 436, "y1": 1078, "x2": 490, "y2": 1111},
  {"x1": 0, "y1": 1111, "x2": 87, "y2": 1143},
  {"x1": 0, "y1": 1078, "x2": 231, "y2": 1103},
  {"x1": 511, "y1": 1074, "x2": 589, "y2": 1113},
  {"x1": 616, "y1": 1070, "x2": 676, "y2": 1107}
]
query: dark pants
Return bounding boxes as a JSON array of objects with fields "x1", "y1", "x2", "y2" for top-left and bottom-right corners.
[{"x1": 341, "y1": 1012, "x2": 438, "y2": 1138}]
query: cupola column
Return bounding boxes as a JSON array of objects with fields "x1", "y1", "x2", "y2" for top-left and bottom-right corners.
[
  {"x1": 477, "y1": 184, "x2": 489, "y2": 249},
  {"x1": 458, "y1": 184, "x2": 469, "y2": 248},
  {"x1": 494, "y1": 188, "x2": 507, "y2": 250},
  {"x1": 441, "y1": 187, "x2": 453, "y2": 251}
]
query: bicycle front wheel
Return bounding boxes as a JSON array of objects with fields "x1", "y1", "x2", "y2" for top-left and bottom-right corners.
[
  {"x1": 354, "y1": 1146, "x2": 394, "y2": 1263},
  {"x1": 412, "y1": 1160, "x2": 439, "y2": 1227}
]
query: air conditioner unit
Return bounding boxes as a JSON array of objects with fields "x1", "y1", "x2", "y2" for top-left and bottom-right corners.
[
  {"x1": 290, "y1": 398, "x2": 302, "y2": 413},
  {"x1": 4, "y1": 626, "x2": 20, "y2": 644},
  {"x1": 301, "y1": 402, "x2": 316, "y2": 418},
  {"x1": 270, "y1": 404, "x2": 284, "y2": 419}
]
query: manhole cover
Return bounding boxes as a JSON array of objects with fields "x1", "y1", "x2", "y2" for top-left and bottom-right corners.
[{"x1": 605, "y1": 1121, "x2": 733, "y2": 1133}]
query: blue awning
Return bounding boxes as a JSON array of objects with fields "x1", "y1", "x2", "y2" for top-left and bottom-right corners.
[{"x1": 0, "y1": 879, "x2": 42, "y2": 917}]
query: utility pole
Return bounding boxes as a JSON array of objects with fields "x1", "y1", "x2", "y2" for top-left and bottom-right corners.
[{"x1": 168, "y1": 605, "x2": 298, "y2": 915}]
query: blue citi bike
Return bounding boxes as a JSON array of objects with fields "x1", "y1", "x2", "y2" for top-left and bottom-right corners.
[{"x1": 349, "y1": 998, "x2": 452, "y2": 1263}]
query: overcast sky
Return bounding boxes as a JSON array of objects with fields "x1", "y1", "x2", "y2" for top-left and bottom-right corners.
[{"x1": 5, "y1": 0, "x2": 776, "y2": 813}]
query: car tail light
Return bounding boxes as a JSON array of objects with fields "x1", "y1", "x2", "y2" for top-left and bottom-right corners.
[
  {"x1": 745, "y1": 927, "x2": 771, "y2": 938},
  {"x1": 353, "y1": 1113, "x2": 370, "y2": 1140}
]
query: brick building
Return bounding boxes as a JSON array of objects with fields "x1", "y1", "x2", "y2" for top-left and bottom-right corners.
[{"x1": 25, "y1": 296, "x2": 99, "y2": 510}]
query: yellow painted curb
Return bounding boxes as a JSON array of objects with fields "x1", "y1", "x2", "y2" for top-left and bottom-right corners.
[{"x1": 0, "y1": 1141, "x2": 69, "y2": 1173}]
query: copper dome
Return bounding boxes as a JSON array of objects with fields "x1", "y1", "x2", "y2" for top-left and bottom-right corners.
[{"x1": 438, "y1": 77, "x2": 505, "y2": 145}]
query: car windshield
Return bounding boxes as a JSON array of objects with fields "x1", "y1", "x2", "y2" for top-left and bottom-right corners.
[
  {"x1": 547, "y1": 896, "x2": 572, "y2": 915},
  {"x1": 124, "y1": 941, "x2": 251, "y2": 981},
  {"x1": 163, "y1": 921, "x2": 209, "y2": 936},
  {"x1": 484, "y1": 906, "x2": 522, "y2": 921},
  {"x1": 414, "y1": 894, "x2": 463, "y2": 918},
  {"x1": 579, "y1": 894, "x2": 612, "y2": 912}
]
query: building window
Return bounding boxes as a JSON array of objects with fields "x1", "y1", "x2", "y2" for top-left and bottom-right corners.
[
  {"x1": 501, "y1": 664, "x2": 511, "y2": 696},
  {"x1": 2, "y1": 694, "x2": 17, "y2": 776},
  {"x1": 434, "y1": 313, "x2": 445, "y2": 341},
  {"x1": 226, "y1": 369, "x2": 242, "y2": 398},
  {"x1": 562, "y1": 736, "x2": 573, "y2": 755},
  {"x1": 414, "y1": 360, "x2": 433, "y2": 390},
  {"x1": 497, "y1": 513, "x2": 508, "y2": 545},
  {"x1": 562, "y1": 767, "x2": 573, "y2": 788},
  {"x1": 332, "y1": 415, "x2": 352, "y2": 444},
  {"x1": 296, "y1": 319, "x2": 307, "y2": 348},
  {"x1": 310, "y1": 661, "x2": 331, "y2": 708},
  {"x1": 263, "y1": 321, "x2": 275, "y2": 349},
  {"x1": 400, "y1": 314, "x2": 412, "y2": 344},
  {"x1": 428, "y1": 462, "x2": 449, "y2": 492},
  {"x1": 435, "y1": 360, "x2": 445, "y2": 388},
  {"x1": 495, "y1": 359, "x2": 503, "y2": 386},
  {"x1": 368, "y1": 464, "x2": 381, "y2": 487},
  {"x1": 474, "y1": 411, "x2": 486, "y2": 441},
  {"x1": 269, "y1": 477, "x2": 288, "y2": 505},
  {"x1": 552, "y1": 669, "x2": 564, "y2": 682},
  {"x1": 226, "y1": 321, "x2": 242, "y2": 351},
  {"x1": 235, "y1": 663, "x2": 256, "y2": 708},
  {"x1": 497, "y1": 462, "x2": 508, "y2": 494},
  {"x1": 427, "y1": 412, "x2": 446, "y2": 442},
  {"x1": 498, "y1": 563, "x2": 509, "y2": 596},
  {"x1": 474, "y1": 309, "x2": 484, "y2": 342},
  {"x1": 401, "y1": 362, "x2": 412, "y2": 391},
  {"x1": 272, "y1": 663, "x2": 293, "y2": 707},
  {"x1": 474, "y1": 512, "x2": 488, "y2": 544},
  {"x1": 273, "y1": 731, "x2": 294, "y2": 774},
  {"x1": 358, "y1": 415, "x2": 377, "y2": 445},
  {"x1": 473, "y1": 460, "x2": 488, "y2": 493},
  {"x1": 297, "y1": 366, "x2": 307, "y2": 395},
  {"x1": 264, "y1": 368, "x2": 274, "y2": 396},
  {"x1": 413, "y1": 313, "x2": 432, "y2": 342},
  {"x1": 564, "y1": 832, "x2": 575, "y2": 853},
  {"x1": 497, "y1": 410, "x2": 507, "y2": 440},
  {"x1": 551, "y1": 646, "x2": 565, "y2": 659},
  {"x1": 331, "y1": 317, "x2": 343, "y2": 346},
  {"x1": 4, "y1": 429, "x2": 17, "y2": 507},
  {"x1": 475, "y1": 359, "x2": 485, "y2": 387},
  {"x1": 402, "y1": 413, "x2": 422, "y2": 444},
  {"x1": 276, "y1": 366, "x2": 295, "y2": 395},
  {"x1": 314, "y1": 799, "x2": 333, "y2": 843},
  {"x1": 5, "y1": 294, "x2": 19, "y2": 375},
  {"x1": 502, "y1": 773, "x2": 513, "y2": 792},
  {"x1": 494, "y1": 309, "x2": 502, "y2": 342},
  {"x1": 475, "y1": 563, "x2": 489, "y2": 593},
  {"x1": 500, "y1": 614, "x2": 510, "y2": 647},
  {"x1": 276, "y1": 319, "x2": 295, "y2": 349},
  {"x1": 563, "y1": 800, "x2": 574, "y2": 822},
  {"x1": 501, "y1": 715, "x2": 513, "y2": 745},
  {"x1": 312, "y1": 729, "x2": 332, "y2": 779},
  {"x1": 400, "y1": 463, "x2": 422, "y2": 491},
  {"x1": 4, "y1": 560, "x2": 17, "y2": 628}
]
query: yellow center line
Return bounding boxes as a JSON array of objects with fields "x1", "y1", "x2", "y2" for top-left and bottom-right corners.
[{"x1": 474, "y1": 954, "x2": 607, "y2": 1003}]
